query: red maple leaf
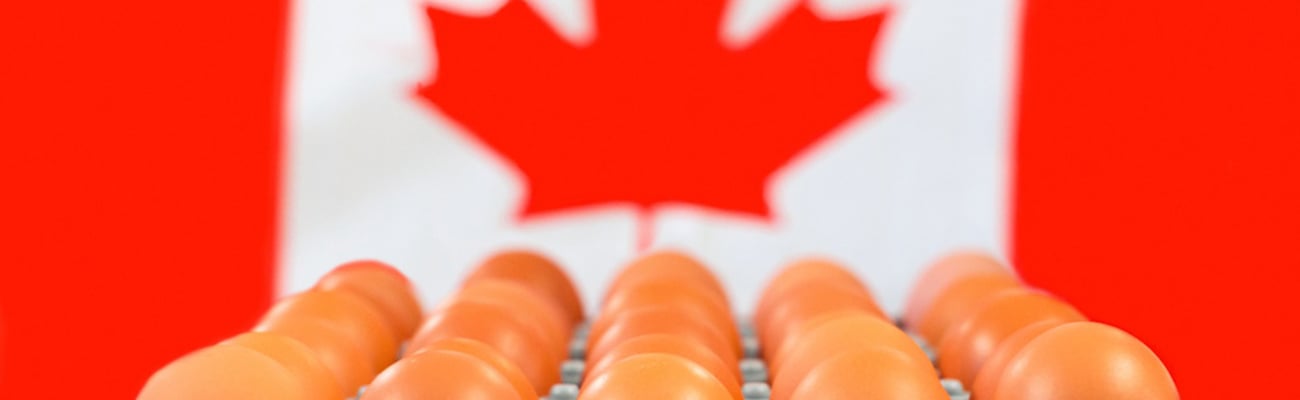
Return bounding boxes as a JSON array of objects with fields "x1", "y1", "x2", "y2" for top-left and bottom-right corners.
[{"x1": 419, "y1": 0, "x2": 888, "y2": 220}]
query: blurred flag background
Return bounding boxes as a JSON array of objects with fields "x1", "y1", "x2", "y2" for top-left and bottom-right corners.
[{"x1": 2, "y1": 0, "x2": 1297, "y2": 398}]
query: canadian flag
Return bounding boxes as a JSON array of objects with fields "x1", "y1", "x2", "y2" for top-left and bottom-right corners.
[
  {"x1": 1, "y1": 0, "x2": 1296, "y2": 398},
  {"x1": 283, "y1": 0, "x2": 1014, "y2": 325}
]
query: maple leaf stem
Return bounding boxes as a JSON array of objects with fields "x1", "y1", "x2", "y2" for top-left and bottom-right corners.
[{"x1": 635, "y1": 207, "x2": 655, "y2": 253}]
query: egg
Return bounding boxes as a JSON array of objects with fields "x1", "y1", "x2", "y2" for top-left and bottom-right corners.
[
  {"x1": 220, "y1": 332, "x2": 344, "y2": 400},
  {"x1": 994, "y1": 322, "x2": 1178, "y2": 400},
  {"x1": 463, "y1": 250, "x2": 585, "y2": 324},
  {"x1": 254, "y1": 310, "x2": 375, "y2": 391},
  {"x1": 784, "y1": 347, "x2": 949, "y2": 400},
  {"x1": 766, "y1": 309, "x2": 872, "y2": 370},
  {"x1": 971, "y1": 320, "x2": 1067, "y2": 400},
  {"x1": 361, "y1": 349, "x2": 523, "y2": 400},
  {"x1": 937, "y1": 288, "x2": 1085, "y2": 386},
  {"x1": 586, "y1": 304, "x2": 733, "y2": 363},
  {"x1": 579, "y1": 354, "x2": 733, "y2": 400},
  {"x1": 257, "y1": 290, "x2": 398, "y2": 371},
  {"x1": 584, "y1": 334, "x2": 743, "y2": 400},
  {"x1": 600, "y1": 280, "x2": 739, "y2": 355},
  {"x1": 756, "y1": 275, "x2": 875, "y2": 343},
  {"x1": 904, "y1": 251, "x2": 1013, "y2": 333},
  {"x1": 416, "y1": 337, "x2": 536, "y2": 400},
  {"x1": 604, "y1": 250, "x2": 728, "y2": 304},
  {"x1": 138, "y1": 345, "x2": 308, "y2": 400},
  {"x1": 911, "y1": 274, "x2": 1021, "y2": 343},
  {"x1": 587, "y1": 305, "x2": 737, "y2": 369},
  {"x1": 410, "y1": 301, "x2": 558, "y2": 393},
  {"x1": 315, "y1": 259, "x2": 423, "y2": 341},
  {"x1": 444, "y1": 279, "x2": 570, "y2": 354},
  {"x1": 769, "y1": 313, "x2": 932, "y2": 400},
  {"x1": 755, "y1": 258, "x2": 867, "y2": 333},
  {"x1": 759, "y1": 282, "x2": 886, "y2": 358},
  {"x1": 604, "y1": 275, "x2": 730, "y2": 315}
]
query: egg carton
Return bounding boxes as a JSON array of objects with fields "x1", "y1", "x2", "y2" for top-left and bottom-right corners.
[{"x1": 537, "y1": 319, "x2": 970, "y2": 400}]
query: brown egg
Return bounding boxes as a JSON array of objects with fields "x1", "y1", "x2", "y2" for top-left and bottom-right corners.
[
  {"x1": 361, "y1": 349, "x2": 523, "y2": 400},
  {"x1": 600, "y1": 280, "x2": 740, "y2": 355},
  {"x1": 444, "y1": 279, "x2": 570, "y2": 354},
  {"x1": 315, "y1": 259, "x2": 423, "y2": 341},
  {"x1": 784, "y1": 347, "x2": 949, "y2": 400},
  {"x1": 254, "y1": 311, "x2": 374, "y2": 392},
  {"x1": 587, "y1": 306, "x2": 737, "y2": 369},
  {"x1": 937, "y1": 289, "x2": 1086, "y2": 386},
  {"x1": 463, "y1": 250, "x2": 585, "y2": 324},
  {"x1": 221, "y1": 332, "x2": 344, "y2": 400},
  {"x1": 972, "y1": 320, "x2": 1067, "y2": 400},
  {"x1": 138, "y1": 345, "x2": 308, "y2": 400},
  {"x1": 904, "y1": 251, "x2": 1012, "y2": 333},
  {"x1": 755, "y1": 276, "x2": 875, "y2": 351},
  {"x1": 770, "y1": 313, "x2": 932, "y2": 400},
  {"x1": 912, "y1": 273, "x2": 1021, "y2": 343},
  {"x1": 604, "y1": 277, "x2": 731, "y2": 318},
  {"x1": 258, "y1": 290, "x2": 399, "y2": 371},
  {"x1": 604, "y1": 250, "x2": 728, "y2": 304},
  {"x1": 760, "y1": 282, "x2": 886, "y2": 358},
  {"x1": 994, "y1": 322, "x2": 1178, "y2": 400},
  {"x1": 586, "y1": 303, "x2": 731, "y2": 360},
  {"x1": 755, "y1": 258, "x2": 867, "y2": 333},
  {"x1": 417, "y1": 337, "x2": 536, "y2": 400},
  {"x1": 584, "y1": 334, "x2": 743, "y2": 400},
  {"x1": 579, "y1": 353, "x2": 733, "y2": 400},
  {"x1": 767, "y1": 309, "x2": 871, "y2": 370},
  {"x1": 410, "y1": 301, "x2": 557, "y2": 393}
]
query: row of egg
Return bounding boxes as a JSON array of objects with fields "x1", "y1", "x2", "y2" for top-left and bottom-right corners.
[
  {"x1": 138, "y1": 260, "x2": 424, "y2": 399},
  {"x1": 578, "y1": 252, "x2": 743, "y2": 399},
  {"x1": 902, "y1": 252, "x2": 1179, "y2": 399},
  {"x1": 756, "y1": 258, "x2": 947, "y2": 399}
]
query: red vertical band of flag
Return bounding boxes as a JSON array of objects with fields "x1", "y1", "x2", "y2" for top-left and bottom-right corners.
[
  {"x1": 0, "y1": 0, "x2": 286, "y2": 397},
  {"x1": 1014, "y1": 0, "x2": 1300, "y2": 399}
]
